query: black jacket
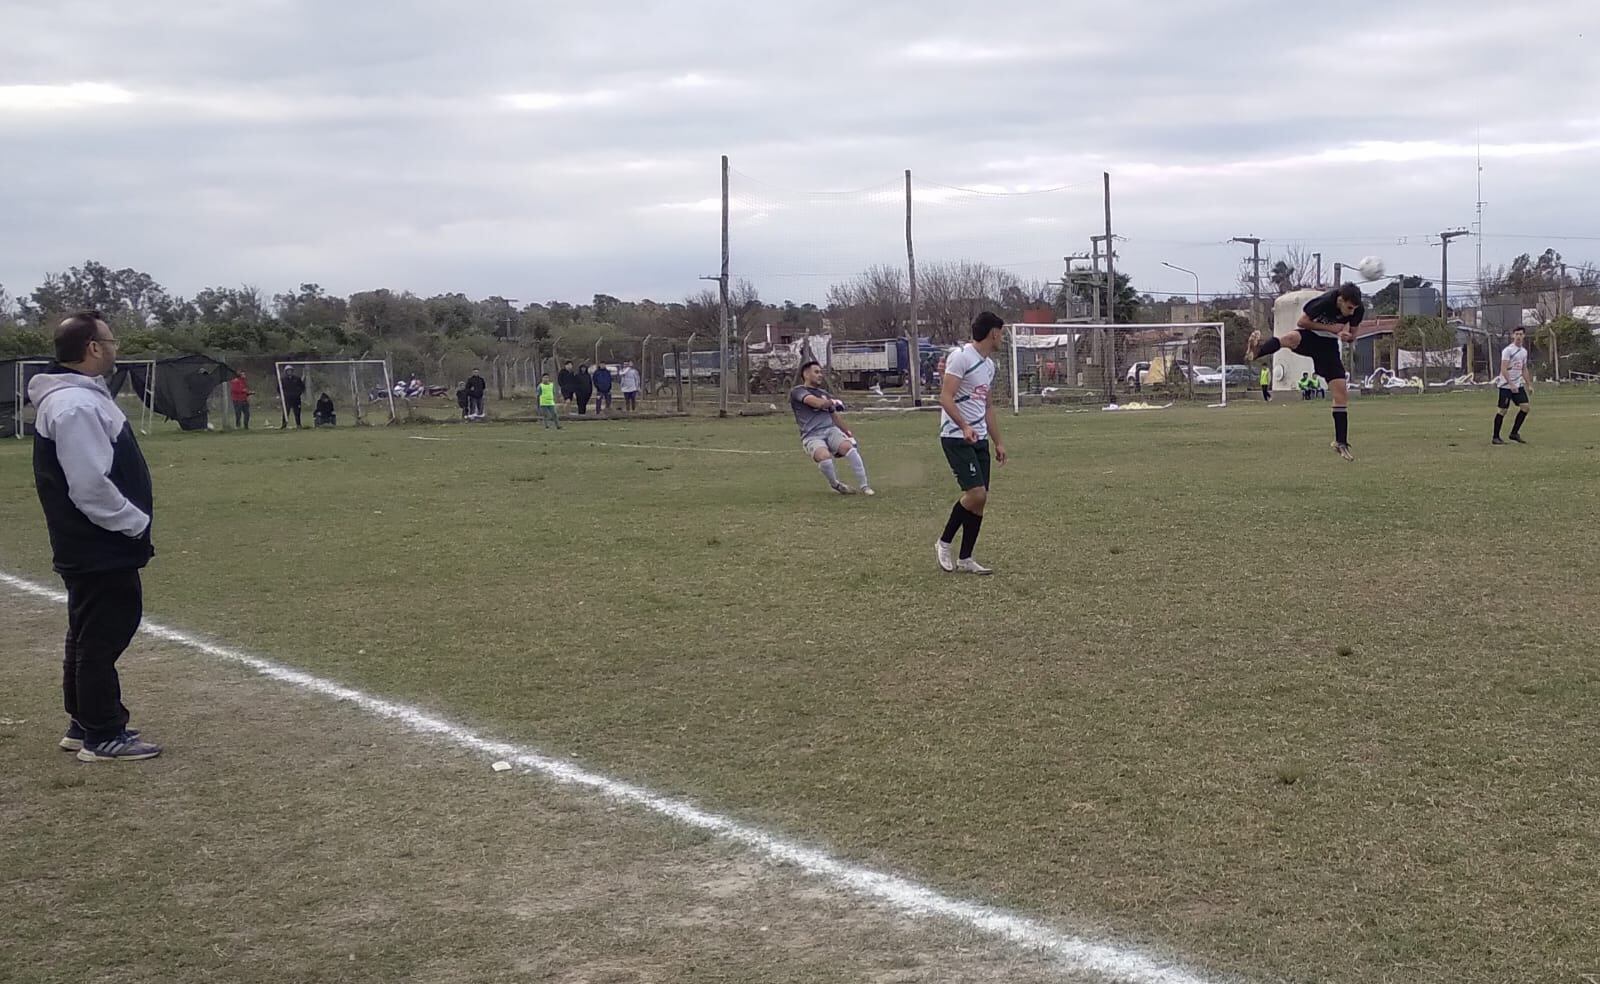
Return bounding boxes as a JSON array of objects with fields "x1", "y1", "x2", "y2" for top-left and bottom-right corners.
[
  {"x1": 574, "y1": 369, "x2": 593, "y2": 398},
  {"x1": 29, "y1": 367, "x2": 154, "y2": 575},
  {"x1": 281, "y1": 374, "x2": 307, "y2": 403},
  {"x1": 465, "y1": 374, "x2": 487, "y2": 397}
]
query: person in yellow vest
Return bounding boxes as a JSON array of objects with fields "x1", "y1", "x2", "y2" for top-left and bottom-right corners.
[
  {"x1": 1259, "y1": 364, "x2": 1272, "y2": 402},
  {"x1": 538, "y1": 373, "x2": 561, "y2": 429}
]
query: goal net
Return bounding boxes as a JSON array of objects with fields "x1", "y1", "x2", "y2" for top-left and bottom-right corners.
[
  {"x1": 1004, "y1": 322, "x2": 1231, "y2": 411},
  {"x1": 275, "y1": 360, "x2": 395, "y2": 427}
]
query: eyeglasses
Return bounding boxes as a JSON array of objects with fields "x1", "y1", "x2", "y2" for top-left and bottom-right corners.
[{"x1": 92, "y1": 335, "x2": 119, "y2": 348}]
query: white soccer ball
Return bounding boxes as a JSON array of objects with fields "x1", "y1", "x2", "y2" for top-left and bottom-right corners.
[{"x1": 1356, "y1": 256, "x2": 1385, "y2": 281}]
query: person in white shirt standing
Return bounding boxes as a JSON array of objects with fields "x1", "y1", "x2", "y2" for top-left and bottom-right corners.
[
  {"x1": 619, "y1": 360, "x2": 642, "y2": 412},
  {"x1": 934, "y1": 312, "x2": 1008, "y2": 575},
  {"x1": 1493, "y1": 326, "x2": 1532, "y2": 445}
]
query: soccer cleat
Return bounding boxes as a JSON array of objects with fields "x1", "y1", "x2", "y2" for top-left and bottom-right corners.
[
  {"x1": 1244, "y1": 330, "x2": 1262, "y2": 361},
  {"x1": 60, "y1": 721, "x2": 138, "y2": 752},
  {"x1": 830, "y1": 481, "x2": 856, "y2": 495},
  {"x1": 935, "y1": 540, "x2": 955, "y2": 573},
  {"x1": 860, "y1": 486, "x2": 876, "y2": 497},
  {"x1": 1492, "y1": 436, "x2": 1506, "y2": 445},
  {"x1": 1509, "y1": 434, "x2": 1527, "y2": 444},
  {"x1": 957, "y1": 557, "x2": 993, "y2": 576},
  {"x1": 76, "y1": 730, "x2": 162, "y2": 762},
  {"x1": 1331, "y1": 441, "x2": 1355, "y2": 461}
]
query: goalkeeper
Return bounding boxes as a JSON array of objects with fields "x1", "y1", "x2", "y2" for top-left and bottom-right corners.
[{"x1": 789, "y1": 361, "x2": 873, "y2": 496}]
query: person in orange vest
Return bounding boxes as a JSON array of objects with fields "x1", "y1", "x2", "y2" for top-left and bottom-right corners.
[{"x1": 229, "y1": 371, "x2": 252, "y2": 429}]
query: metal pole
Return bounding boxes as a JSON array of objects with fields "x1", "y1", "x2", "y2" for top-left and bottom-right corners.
[
  {"x1": 1103, "y1": 172, "x2": 1115, "y2": 403},
  {"x1": 687, "y1": 331, "x2": 697, "y2": 408},
  {"x1": 672, "y1": 344, "x2": 684, "y2": 413},
  {"x1": 905, "y1": 168, "x2": 921, "y2": 406},
  {"x1": 719, "y1": 154, "x2": 731, "y2": 418},
  {"x1": 1314, "y1": 252, "x2": 1322, "y2": 289}
]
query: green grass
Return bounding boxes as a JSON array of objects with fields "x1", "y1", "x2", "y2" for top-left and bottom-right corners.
[{"x1": 3, "y1": 390, "x2": 1599, "y2": 984}]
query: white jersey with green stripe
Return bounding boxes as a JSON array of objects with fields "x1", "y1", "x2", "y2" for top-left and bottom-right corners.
[{"x1": 938, "y1": 343, "x2": 995, "y2": 441}]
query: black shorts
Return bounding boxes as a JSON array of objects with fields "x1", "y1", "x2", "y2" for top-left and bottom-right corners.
[
  {"x1": 1291, "y1": 331, "x2": 1347, "y2": 382},
  {"x1": 942, "y1": 437, "x2": 991, "y2": 491},
  {"x1": 1498, "y1": 387, "x2": 1529, "y2": 409}
]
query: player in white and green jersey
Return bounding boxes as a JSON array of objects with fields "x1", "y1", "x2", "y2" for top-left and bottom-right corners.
[
  {"x1": 934, "y1": 312, "x2": 1008, "y2": 575},
  {"x1": 1493, "y1": 326, "x2": 1532, "y2": 445}
]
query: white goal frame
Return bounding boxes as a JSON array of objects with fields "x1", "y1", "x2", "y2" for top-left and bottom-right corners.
[
  {"x1": 1006, "y1": 321, "x2": 1230, "y2": 412},
  {"x1": 275, "y1": 359, "x2": 396, "y2": 427}
]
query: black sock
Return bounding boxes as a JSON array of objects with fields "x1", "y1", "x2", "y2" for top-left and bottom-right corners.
[
  {"x1": 1257, "y1": 336, "x2": 1283, "y2": 358},
  {"x1": 1333, "y1": 407, "x2": 1348, "y2": 445},
  {"x1": 1511, "y1": 411, "x2": 1526, "y2": 436},
  {"x1": 1493, "y1": 414, "x2": 1504, "y2": 438},
  {"x1": 941, "y1": 503, "x2": 968, "y2": 544},
  {"x1": 959, "y1": 511, "x2": 984, "y2": 560}
]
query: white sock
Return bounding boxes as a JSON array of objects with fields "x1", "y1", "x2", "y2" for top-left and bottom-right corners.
[
  {"x1": 844, "y1": 448, "x2": 868, "y2": 486},
  {"x1": 818, "y1": 459, "x2": 840, "y2": 485}
]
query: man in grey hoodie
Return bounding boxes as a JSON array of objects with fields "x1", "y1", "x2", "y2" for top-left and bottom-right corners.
[{"x1": 30, "y1": 311, "x2": 162, "y2": 762}]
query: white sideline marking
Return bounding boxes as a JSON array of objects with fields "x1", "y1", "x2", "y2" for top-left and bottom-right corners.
[
  {"x1": 1, "y1": 568, "x2": 1222, "y2": 984},
  {"x1": 408, "y1": 435, "x2": 775, "y2": 455}
]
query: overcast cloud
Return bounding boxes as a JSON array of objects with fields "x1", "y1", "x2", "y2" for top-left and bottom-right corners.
[{"x1": 2, "y1": 0, "x2": 1596, "y2": 309}]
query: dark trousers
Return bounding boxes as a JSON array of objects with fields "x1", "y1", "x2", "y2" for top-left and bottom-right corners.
[
  {"x1": 62, "y1": 570, "x2": 143, "y2": 744},
  {"x1": 624, "y1": 391, "x2": 638, "y2": 410},
  {"x1": 576, "y1": 394, "x2": 590, "y2": 414},
  {"x1": 595, "y1": 390, "x2": 612, "y2": 411},
  {"x1": 284, "y1": 399, "x2": 302, "y2": 427},
  {"x1": 233, "y1": 401, "x2": 251, "y2": 428},
  {"x1": 467, "y1": 395, "x2": 484, "y2": 416}
]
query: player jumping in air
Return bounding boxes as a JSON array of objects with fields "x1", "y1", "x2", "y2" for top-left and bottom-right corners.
[
  {"x1": 790, "y1": 361, "x2": 873, "y2": 495},
  {"x1": 1493, "y1": 326, "x2": 1532, "y2": 445},
  {"x1": 935, "y1": 312, "x2": 1007, "y2": 575},
  {"x1": 1245, "y1": 283, "x2": 1364, "y2": 460}
]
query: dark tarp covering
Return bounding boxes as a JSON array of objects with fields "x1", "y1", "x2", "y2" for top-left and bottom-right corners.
[{"x1": 109, "y1": 355, "x2": 235, "y2": 432}]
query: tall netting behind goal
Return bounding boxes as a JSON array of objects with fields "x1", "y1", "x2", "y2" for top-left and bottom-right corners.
[
  {"x1": 1006, "y1": 322, "x2": 1231, "y2": 410},
  {"x1": 275, "y1": 360, "x2": 395, "y2": 427},
  {"x1": 728, "y1": 167, "x2": 1090, "y2": 403}
]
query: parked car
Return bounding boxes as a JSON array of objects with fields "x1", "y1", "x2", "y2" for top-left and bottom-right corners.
[
  {"x1": 1187, "y1": 365, "x2": 1220, "y2": 384},
  {"x1": 1222, "y1": 364, "x2": 1257, "y2": 385}
]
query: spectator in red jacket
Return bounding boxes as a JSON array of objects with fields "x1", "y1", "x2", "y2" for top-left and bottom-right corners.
[{"x1": 229, "y1": 372, "x2": 252, "y2": 429}]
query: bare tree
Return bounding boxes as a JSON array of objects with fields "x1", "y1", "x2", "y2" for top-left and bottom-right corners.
[
  {"x1": 825, "y1": 264, "x2": 907, "y2": 337},
  {"x1": 916, "y1": 260, "x2": 1018, "y2": 342}
]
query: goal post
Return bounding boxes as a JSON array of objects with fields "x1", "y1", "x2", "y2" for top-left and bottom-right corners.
[
  {"x1": 1006, "y1": 322, "x2": 1230, "y2": 412},
  {"x1": 9, "y1": 359, "x2": 52, "y2": 439},
  {"x1": 275, "y1": 360, "x2": 396, "y2": 427}
]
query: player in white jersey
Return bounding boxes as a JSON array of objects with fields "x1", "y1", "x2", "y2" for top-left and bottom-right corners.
[
  {"x1": 934, "y1": 312, "x2": 1007, "y2": 574},
  {"x1": 1493, "y1": 326, "x2": 1532, "y2": 445}
]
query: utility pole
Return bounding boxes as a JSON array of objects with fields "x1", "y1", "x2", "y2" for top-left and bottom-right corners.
[
  {"x1": 1089, "y1": 236, "x2": 1103, "y2": 323},
  {"x1": 1232, "y1": 236, "x2": 1263, "y2": 332},
  {"x1": 718, "y1": 154, "x2": 731, "y2": 418},
  {"x1": 1313, "y1": 252, "x2": 1322, "y2": 289},
  {"x1": 1438, "y1": 228, "x2": 1470, "y2": 391},
  {"x1": 905, "y1": 169, "x2": 921, "y2": 405},
  {"x1": 1440, "y1": 229, "x2": 1469, "y2": 322}
]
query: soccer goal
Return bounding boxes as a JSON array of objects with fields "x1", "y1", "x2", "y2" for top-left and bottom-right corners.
[
  {"x1": 6, "y1": 359, "x2": 51, "y2": 438},
  {"x1": 1005, "y1": 322, "x2": 1230, "y2": 411},
  {"x1": 275, "y1": 360, "x2": 396, "y2": 427}
]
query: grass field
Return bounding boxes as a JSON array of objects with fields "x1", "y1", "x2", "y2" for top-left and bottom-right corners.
[{"x1": 3, "y1": 389, "x2": 1598, "y2": 984}]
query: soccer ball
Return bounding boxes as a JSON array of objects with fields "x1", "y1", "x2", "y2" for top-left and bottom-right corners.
[{"x1": 1356, "y1": 256, "x2": 1385, "y2": 281}]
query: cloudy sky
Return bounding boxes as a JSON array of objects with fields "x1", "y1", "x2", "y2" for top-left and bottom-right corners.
[{"x1": 3, "y1": 0, "x2": 1596, "y2": 311}]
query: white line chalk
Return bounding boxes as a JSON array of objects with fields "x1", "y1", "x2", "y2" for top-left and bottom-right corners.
[{"x1": 1, "y1": 568, "x2": 1224, "y2": 984}]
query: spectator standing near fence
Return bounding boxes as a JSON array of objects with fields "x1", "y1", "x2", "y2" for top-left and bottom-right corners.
[{"x1": 229, "y1": 371, "x2": 252, "y2": 429}]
